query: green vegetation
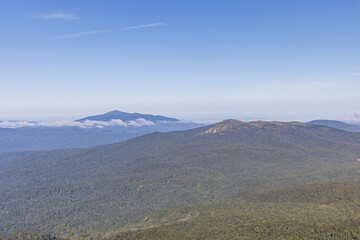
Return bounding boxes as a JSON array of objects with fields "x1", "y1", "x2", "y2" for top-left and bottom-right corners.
[
  {"x1": 3, "y1": 233, "x2": 64, "y2": 240},
  {"x1": 6, "y1": 179, "x2": 360, "y2": 239},
  {"x1": 107, "y1": 179, "x2": 360, "y2": 239},
  {"x1": 1, "y1": 120, "x2": 360, "y2": 238}
]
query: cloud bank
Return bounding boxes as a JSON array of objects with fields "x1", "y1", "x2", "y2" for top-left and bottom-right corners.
[
  {"x1": 32, "y1": 13, "x2": 79, "y2": 21},
  {"x1": 0, "y1": 118, "x2": 155, "y2": 129}
]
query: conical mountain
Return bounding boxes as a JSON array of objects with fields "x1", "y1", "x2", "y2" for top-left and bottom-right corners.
[{"x1": 76, "y1": 110, "x2": 179, "y2": 122}]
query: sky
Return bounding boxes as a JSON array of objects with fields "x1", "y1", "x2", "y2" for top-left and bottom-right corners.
[{"x1": 1, "y1": 0, "x2": 360, "y2": 122}]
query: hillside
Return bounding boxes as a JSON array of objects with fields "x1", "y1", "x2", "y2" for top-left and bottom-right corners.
[
  {"x1": 76, "y1": 110, "x2": 179, "y2": 122},
  {"x1": 110, "y1": 179, "x2": 360, "y2": 240},
  {"x1": 6, "y1": 179, "x2": 360, "y2": 239},
  {"x1": 308, "y1": 120, "x2": 360, "y2": 132},
  {"x1": 1, "y1": 120, "x2": 360, "y2": 237}
]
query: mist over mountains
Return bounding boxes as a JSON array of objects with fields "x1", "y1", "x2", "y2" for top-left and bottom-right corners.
[
  {"x1": 0, "y1": 111, "x2": 203, "y2": 153},
  {"x1": 1, "y1": 110, "x2": 360, "y2": 155},
  {"x1": 0, "y1": 110, "x2": 181, "y2": 129}
]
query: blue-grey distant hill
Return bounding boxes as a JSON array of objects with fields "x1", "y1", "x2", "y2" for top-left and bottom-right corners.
[
  {"x1": 0, "y1": 111, "x2": 201, "y2": 154},
  {"x1": 307, "y1": 120, "x2": 360, "y2": 132},
  {"x1": 76, "y1": 110, "x2": 179, "y2": 122}
]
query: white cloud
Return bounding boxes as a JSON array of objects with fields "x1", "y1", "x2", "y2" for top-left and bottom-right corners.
[
  {"x1": 0, "y1": 118, "x2": 155, "y2": 129},
  {"x1": 127, "y1": 118, "x2": 155, "y2": 127},
  {"x1": 53, "y1": 23, "x2": 166, "y2": 39},
  {"x1": 37, "y1": 120, "x2": 85, "y2": 128},
  {"x1": 32, "y1": 12, "x2": 79, "y2": 21},
  {"x1": 0, "y1": 121, "x2": 37, "y2": 128}
]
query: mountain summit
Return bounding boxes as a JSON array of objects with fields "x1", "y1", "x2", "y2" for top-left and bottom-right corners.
[
  {"x1": 203, "y1": 119, "x2": 306, "y2": 134},
  {"x1": 76, "y1": 110, "x2": 179, "y2": 122}
]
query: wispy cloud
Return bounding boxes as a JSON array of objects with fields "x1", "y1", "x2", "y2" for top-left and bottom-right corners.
[
  {"x1": 53, "y1": 23, "x2": 166, "y2": 39},
  {"x1": 32, "y1": 12, "x2": 79, "y2": 21},
  {"x1": 351, "y1": 72, "x2": 360, "y2": 76}
]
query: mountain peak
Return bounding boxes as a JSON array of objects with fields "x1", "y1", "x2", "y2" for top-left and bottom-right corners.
[
  {"x1": 217, "y1": 119, "x2": 244, "y2": 125},
  {"x1": 204, "y1": 119, "x2": 244, "y2": 134},
  {"x1": 76, "y1": 110, "x2": 179, "y2": 123},
  {"x1": 204, "y1": 120, "x2": 307, "y2": 134},
  {"x1": 106, "y1": 110, "x2": 125, "y2": 114}
]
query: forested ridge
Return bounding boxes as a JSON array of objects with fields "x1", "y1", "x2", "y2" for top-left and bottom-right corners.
[{"x1": 1, "y1": 120, "x2": 360, "y2": 239}]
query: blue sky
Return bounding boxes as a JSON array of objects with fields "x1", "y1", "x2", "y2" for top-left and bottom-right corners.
[{"x1": 1, "y1": 0, "x2": 360, "y2": 121}]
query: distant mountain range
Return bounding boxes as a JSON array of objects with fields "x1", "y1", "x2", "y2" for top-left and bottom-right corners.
[
  {"x1": 308, "y1": 120, "x2": 360, "y2": 132},
  {"x1": 2, "y1": 112, "x2": 360, "y2": 155},
  {"x1": 2, "y1": 119, "x2": 360, "y2": 237},
  {"x1": 0, "y1": 111, "x2": 202, "y2": 154},
  {"x1": 76, "y1": 110, "x2": 179, "y2": 122},
  {"x1": 2, "y1": 113, "x2": 360, "y2": 155}
]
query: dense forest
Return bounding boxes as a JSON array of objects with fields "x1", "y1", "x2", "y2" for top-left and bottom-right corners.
[
  {"x1": 110, "y1": 179, "x2": 360, "y2": 239},
  {"x1": 5, "y1": 179, "x2": 360, "y2": 239},
  {"x1": 1, "y1": 120, "x2": 360, "y2": 239}
]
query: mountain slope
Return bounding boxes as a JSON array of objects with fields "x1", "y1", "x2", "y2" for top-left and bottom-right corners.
[
  {"x1": 7, "y1": 179, "x2": 360, "y2": 240},
  {"x1": 1, "y1": 120, "x2": 360, "y2": 236},
  {"x1": 76, "y1": 110, "x2": 179, "y2": 122},
  {"x1": 308, "y1": 120, "x2": 360, "y2": 132},
  {"x1": 110, "y1": 179, "x2": 360, "y2": 240}
]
